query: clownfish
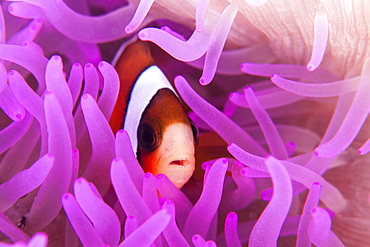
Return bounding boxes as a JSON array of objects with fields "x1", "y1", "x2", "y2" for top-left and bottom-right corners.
[{"x1": 109, "y1": 40, "x2": 198, "y2": 189}]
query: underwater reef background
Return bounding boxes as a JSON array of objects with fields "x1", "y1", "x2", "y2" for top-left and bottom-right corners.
[{"x1": 0, "y1": 0, "x2": 369, "y2": 246}]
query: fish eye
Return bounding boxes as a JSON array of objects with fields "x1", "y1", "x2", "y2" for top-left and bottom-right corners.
[
  {"x1": 138, "y1": 122, "x2": 159, "y2": 152},
  {"x1": 189, "y1": 117, "x2": 199, "y2": 145}
]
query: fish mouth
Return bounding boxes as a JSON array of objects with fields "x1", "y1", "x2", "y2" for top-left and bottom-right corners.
[
  {"x1": 169, "y1": 158, "x2": 193, "y2": 167},
  {"x1": 158, "y1": 155, "x2": 195, "y2": 188}
]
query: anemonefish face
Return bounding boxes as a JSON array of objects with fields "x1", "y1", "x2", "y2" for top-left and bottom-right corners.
[
  {"x1": 126, "y1": 67, "x2": 197, "y2": 189},
  {"x1": 110, "y1": 41, "x2": 197, "y2": 189},
  {"x1": 137, "y1": 88, "x2": 197, "y2": 188},
  {"x1": 126, "y1": 66, "x2": 197, "y2": 189}
]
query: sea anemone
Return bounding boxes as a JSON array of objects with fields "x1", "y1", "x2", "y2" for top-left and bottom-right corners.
[{"x1": 0, "y1": 0, "x2": 369, "y2": 246}]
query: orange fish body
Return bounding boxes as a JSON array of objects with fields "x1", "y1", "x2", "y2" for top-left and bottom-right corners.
[{"x1": 110, "y1": 41, "x2": 197, "y2": 188}]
